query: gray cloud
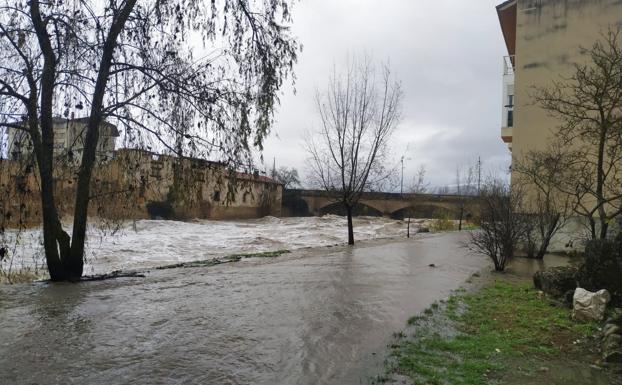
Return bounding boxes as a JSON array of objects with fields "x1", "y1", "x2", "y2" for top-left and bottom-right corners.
[{"x1": 260, "y1": 0, "x2": 511, "y2": 189}]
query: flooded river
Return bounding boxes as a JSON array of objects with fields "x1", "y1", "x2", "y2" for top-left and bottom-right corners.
[
  {"x1": 1, "y1": 232, "x2": 490, "y2": 385},
  {"x1": 2, "y1": 215, "x2": 412, "y2": 276}
]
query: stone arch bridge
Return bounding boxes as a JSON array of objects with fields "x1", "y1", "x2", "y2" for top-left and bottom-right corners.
[{"x1": 282, "y1": 189, "x2": 482, "y2": 220}]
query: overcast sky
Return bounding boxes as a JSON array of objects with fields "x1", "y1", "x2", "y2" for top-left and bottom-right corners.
[{"x1": 258, "y1": 0, "x2": 511, "y2": 190}]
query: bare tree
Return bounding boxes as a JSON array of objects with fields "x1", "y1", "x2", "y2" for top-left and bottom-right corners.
[
  {"x1": 514, "y1": 151, "x2": 570, "y2": 259},
  {"x1": 0, "y1": 0, "x2": 298, "y2": 281},
  {"x1": 468, "y1": 181, "x2": 528, "y2": 271},
  {"x1": 533, "y1": 27, "x2": 622, "y2": 240},
  {"x1": 435, "y1": 185, "x2": 451, "y2": 195},
  {"x1": 306, "y1": 57, "x2": 402, "y2": 245},
  {"x1": 455, "y1": 164, "x2": 475, "y2": 231},
  {"x1": 409, "y1": 164, "x2": 429, "y2": 194}
]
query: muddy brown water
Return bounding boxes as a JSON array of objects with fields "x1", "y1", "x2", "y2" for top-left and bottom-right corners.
[{"x1": 0, "y1": 232, "x2": 574, "y2": 385}]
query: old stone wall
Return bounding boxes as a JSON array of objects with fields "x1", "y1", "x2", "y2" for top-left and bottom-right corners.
[{"x1": 0, "y1": 149, "x2": 282, "y2": 227}]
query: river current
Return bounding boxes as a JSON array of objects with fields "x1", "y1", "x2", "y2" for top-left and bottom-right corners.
[
  {"x1": 2, "y1": 215, "x2": 416, "y2": 276},
  {"x1": 0, "y1": 227, "x2": 491, "y2": 384}
]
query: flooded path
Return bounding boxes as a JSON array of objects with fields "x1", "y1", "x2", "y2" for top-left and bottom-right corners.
[{"x1": 0, "y1": 232, "x2": 492, "y2": 385}]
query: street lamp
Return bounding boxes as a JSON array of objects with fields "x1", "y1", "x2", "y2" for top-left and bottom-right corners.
[{"x1": 400, "y1": 156, "x2": 411, "y2": 195}]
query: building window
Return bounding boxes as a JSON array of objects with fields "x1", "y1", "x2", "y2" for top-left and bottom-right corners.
[
  {"x1": 507, "y1": 109, "x2": 514, "y2": 127},
  {"x1": 213, "y1": 190, "x2": 221, "y2": 202},
  {"x1": 507, "y1": 94, "x2": 514, "y2": 108}
]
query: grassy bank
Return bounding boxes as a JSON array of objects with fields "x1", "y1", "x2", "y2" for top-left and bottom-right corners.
[{"x1": 377, "y1": 280, "x2": 617, "y2": 385}]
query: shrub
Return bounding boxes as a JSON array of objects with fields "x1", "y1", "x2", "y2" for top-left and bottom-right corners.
[
  {"x1": 430, "y1": 210, "x2": 455, "y2": 232},
  {"x1": 467, "y1": 182, "x2": 528, "y2": 271},
  {"x1": 577, "y1": 233, "x2": 622, "y2": 305}
]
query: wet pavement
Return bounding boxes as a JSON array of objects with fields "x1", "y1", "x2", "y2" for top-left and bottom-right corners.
[{"x1": 0, "y1": 232, "x2": 493, "y2": 385}]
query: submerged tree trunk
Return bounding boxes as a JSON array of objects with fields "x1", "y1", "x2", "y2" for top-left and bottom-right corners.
[
  {"x1": 38, "y1": 155, "x2": 72, "y2": 280},
  {"x1": 346, "y1": 205, "x2": 354, "y2": 245},
  {"x1": 458, "y1": 205, "x2": 464, "y2": 231}
]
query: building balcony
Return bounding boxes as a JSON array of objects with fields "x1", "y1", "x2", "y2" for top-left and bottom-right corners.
[
  {"x1": 501, "y1": 126, "x2": 513, "y2": 151},
  {"x1": 503, "y1": 55, "x2": 515, "y2": 75},
  {"x1": 500, "y1": 55, "x2": 515, "y2": 152}
]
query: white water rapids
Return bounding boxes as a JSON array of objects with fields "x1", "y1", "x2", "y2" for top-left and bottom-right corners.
[{"x1": 2, "y1": 215, "x2": 426, "y2": 276}]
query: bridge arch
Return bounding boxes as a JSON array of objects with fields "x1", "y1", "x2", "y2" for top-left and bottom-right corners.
[
  {"x1": 390, "y1": 204, "x2": 457, "y2": 220},
  {"x1": 318, "y1": 201, "x2": 384, "y2": 217}
]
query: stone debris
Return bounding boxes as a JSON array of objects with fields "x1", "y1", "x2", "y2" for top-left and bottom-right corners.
[
  {"x1": 602, "y1": 308, "x2": 622, "y2": 364},
  {"x1": 572, "y1": 288, "x2": 611, "y2": 322}
]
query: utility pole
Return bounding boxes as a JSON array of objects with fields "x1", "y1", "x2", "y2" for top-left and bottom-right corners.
[
  {"x1": 271, "y1": 157, "x2": 276, "y2": 179},
  {"x1": 477, "y1": 156, "x2": 482, "y2": 195},
  {"x1": 400, "y1": 156, "x2": 404, "y2": 195}
]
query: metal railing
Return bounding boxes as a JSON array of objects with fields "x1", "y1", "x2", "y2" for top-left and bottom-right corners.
[{"x1": 503, "y1": 55, "x2": 515, "y2": 75}]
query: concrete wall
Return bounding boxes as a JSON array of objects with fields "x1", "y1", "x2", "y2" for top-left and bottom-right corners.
[
  {"x1": 512, "y1": 0, "x2": 622, "y2": 162},
  {"x1": 504, "y1": 0, "x2": 622, "y2": 244},
  {"x1": 0, "y1": 149, "x2": 282, "y2": 227}
]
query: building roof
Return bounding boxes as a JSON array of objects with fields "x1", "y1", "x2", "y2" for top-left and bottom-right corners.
[
  {"x1": 496, "y1": 0, "x2": 517, "y2": 56},
  {"x1": 496, "y1": 0, "x2": 516, "y2": 11}
]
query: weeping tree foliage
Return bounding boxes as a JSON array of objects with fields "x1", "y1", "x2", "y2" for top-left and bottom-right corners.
[
  {"x1": 533, "y1": 27, "x2": 622, "y2": 240},
  {"x1": 271, "y1": 166, "x2": 300, "y2": 189},
  {"x1": 306, "y1": 57, "x2": 402, "y2": 245},
  {"x1": 0, "y1": 0, "x2": 299, "y2": 281}
]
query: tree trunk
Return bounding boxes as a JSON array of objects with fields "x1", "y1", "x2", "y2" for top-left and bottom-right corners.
[
  {"x1": 346, "y1": 204, "x2": 354, "y2": 245},
  {"x1": 599, "y1": 220, "x2": 609, "y2": 240},
  {"x1": 38, "y1": 161, "x2": 72, "y2": 280},
  {"x1": 68, "y1": 0, "x2": 138, "y2": 279},
  {"x1": 30, "y1": 0, "x2": 74, "y2": 280},
  {"x1": 589, "y1": 218, "x2": 597, "y2": 240},
  {"x1": 458, "y1": 205, "x2": 464, "y2": 231}
]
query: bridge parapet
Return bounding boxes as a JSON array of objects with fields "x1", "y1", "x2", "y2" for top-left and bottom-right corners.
[{"x1": 283, "y1": 189, "x2": 482, "y2": 219}]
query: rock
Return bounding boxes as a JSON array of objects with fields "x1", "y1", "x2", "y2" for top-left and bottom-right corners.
[
  {"x1": 419, "y1": 227, "x2": 430, "y2": 233},
  {"x1": 604, "y1": 324, "x2": 621, "y2": 338},
  {"x1": 603, "y1": 332, "x2": 622, "y2": 363},
  {"x1": 604, "y1": 350, "x2": 622, "y2": 363},
  {"x1": 604, "y1": 334, "x2": 622, "y2": 351},
  {"x1": 428, "y1": 263, "x2": 436, "y2": 268},
  {"x1": 572, "y1": 288, "x2": 611, "y2": 322},
  {"x1": 611, "y1": 308, "x2": 622, "y2": 324},
  {"x1": 533, "y1": 266, "x2": 578, "y2": 297}
]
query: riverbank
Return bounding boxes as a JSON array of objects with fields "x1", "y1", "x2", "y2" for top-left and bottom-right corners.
[{"x1": 375, "y1": 268, "x2": 621, "y2": 385}]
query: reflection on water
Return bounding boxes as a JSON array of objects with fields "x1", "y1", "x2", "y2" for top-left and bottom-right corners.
[
  {"x1": 1, "y1": 232, "x2": 489, "y2": 385},
  {"x1": 504, "y1": 253, "x2": 580, "y2": 282}
]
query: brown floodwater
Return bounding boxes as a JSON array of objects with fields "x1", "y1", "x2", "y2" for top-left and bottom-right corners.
[{"x1": 0, "y1": 232, "x2": 574, "y2": 385}]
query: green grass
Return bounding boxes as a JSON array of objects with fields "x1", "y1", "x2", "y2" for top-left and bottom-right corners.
[
  {"x1": 383, "y1": 281, "x2": 599, "y2": 385},
  {"x1": 461, "y1": 223, "x2": 480, "y2": 231}
]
